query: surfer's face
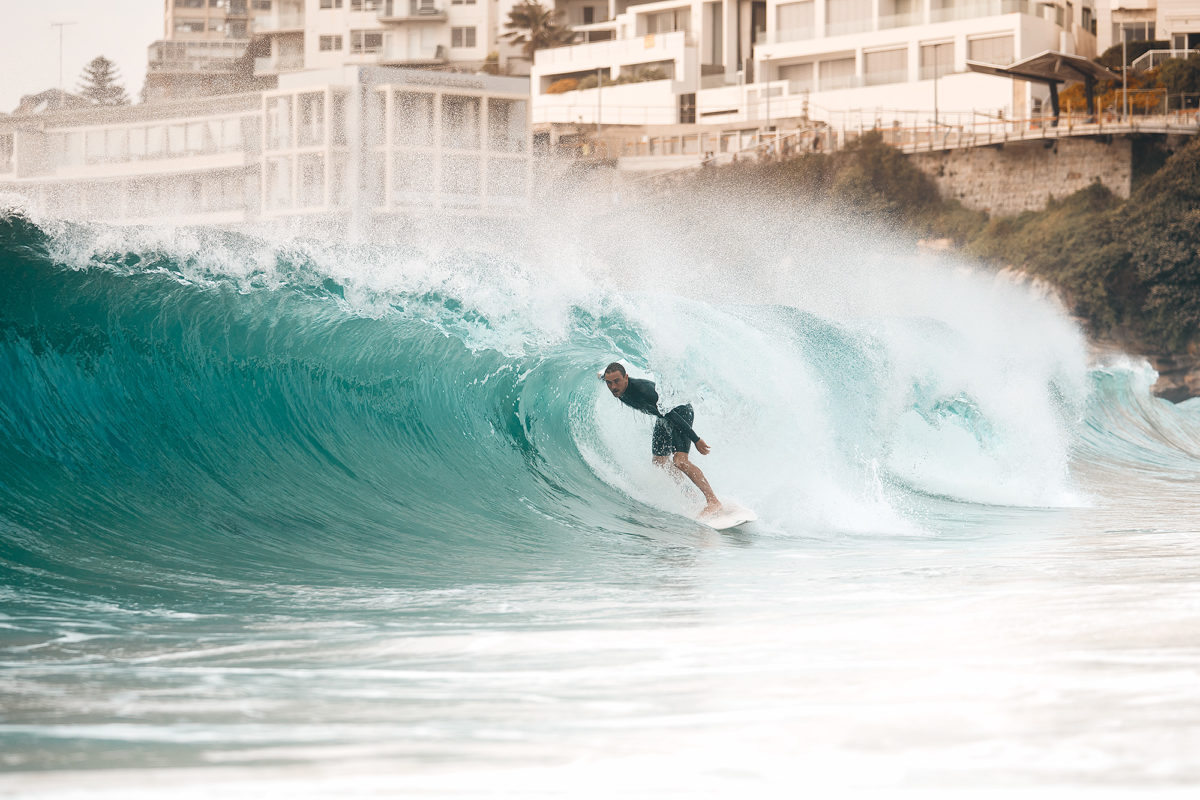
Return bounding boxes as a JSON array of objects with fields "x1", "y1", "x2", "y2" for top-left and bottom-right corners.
[{"x1": 604, "y1": 370, "x2": 628, "y2": 398}]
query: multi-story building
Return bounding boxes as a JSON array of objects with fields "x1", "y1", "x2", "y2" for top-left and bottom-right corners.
[
  {"x1": 1096, "y1": 0, "x2": 1200, "y2": 52},
  {"x1": 145, "y1": 0, "x2": 258, "y2": 101},
  {"x1": 0, "y1": 67, "x2": 531, "y2": 227},
  {"x1": 146, "y1": 0, "x2": 540, "y2": 103},
  {"x1": 249, "y1": 0, "x2": 539, "y2": 81},
  {"x1": 530, "y1": 0, "x2": 1105, "y2": 129}
]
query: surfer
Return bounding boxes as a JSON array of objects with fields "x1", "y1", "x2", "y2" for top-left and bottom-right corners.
[{"x1": 600, "y1": 362, "x2": 722, "y2": 516}]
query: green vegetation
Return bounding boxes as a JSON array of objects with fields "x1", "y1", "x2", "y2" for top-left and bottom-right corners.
[
  {"x1": 677, "y1": 129, "x2": 1200, "y2": 353},
  {"x1": 501, "y1": 1, "x2": 576, "y2": 61},
  {"x1": 77, "y1": 56, "x2": 129, "y2": 107},
  {"x1": 966, "y1": 137, "x2": 1200, "y2": 351}
]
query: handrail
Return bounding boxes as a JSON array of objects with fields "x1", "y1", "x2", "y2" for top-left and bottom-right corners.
[{"x1": 604, "y1": 110, "x2": 1200, "y2": 174}]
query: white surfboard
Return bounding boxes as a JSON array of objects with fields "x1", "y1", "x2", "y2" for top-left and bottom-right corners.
[{"x1": 698, "y1": 505, "x2": 757, "y2": 530}]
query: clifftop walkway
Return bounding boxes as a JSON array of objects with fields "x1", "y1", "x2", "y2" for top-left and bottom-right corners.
[
  {"x1": 612, "y1": 112, "x2": 1200, "y2": 174},
  {"x1": 885, "y1": 112, "x2": 1200, "y2": 154}
]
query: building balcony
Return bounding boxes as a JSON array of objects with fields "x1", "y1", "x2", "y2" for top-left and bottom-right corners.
[
  {"x1": 378, "y1": 42, "x2": 448, "y2": 65},
  {"x1": 147, "y1": 39, "x2": 250, "y2": 74},
  {"x1": 254, "y1": 54, "x2": 305, "y2": 76},
  {"x1": 767, "y1": 27, "x2": 815, "y2": 44},
  {"x1": 253, "y1": 12, "x2": 305, "y2": 34},
  {"x1": 534, "y1": 29, "x2": 692, "y2": 74},
  {"x1": 377, "y1": 0, "x2": 447, "y2": 22},
  {"x1": 878, "y1": 11, "x2": 922, "y2": 30},
  {"x1": 930, "y1": 0, "x2": 1035, "y2": 24}
]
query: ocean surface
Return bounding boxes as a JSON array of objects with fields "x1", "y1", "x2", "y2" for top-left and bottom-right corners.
[{"x1": 1, "y1": 209, "x2": 1199, "y2": 798}]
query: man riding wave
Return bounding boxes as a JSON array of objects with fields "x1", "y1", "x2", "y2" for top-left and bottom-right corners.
[{"x1": 600, "y1": 362, "x2": 722, "y2": 516}]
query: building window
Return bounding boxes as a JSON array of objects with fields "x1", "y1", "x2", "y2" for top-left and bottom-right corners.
[
  {"x1": 817, "y1": 56, "x2": 856, "y2": 90},
  {"x1": 394, "y1": 91, "x2": 435, "y2": 147},
  {"x1": 451, "y1": 0, "x2": 477, "y2": 4},
  {"x1": 351, "y1": 30, "x2": 384, "y2": 53},
  {"x1": 778, "y1": 62, "x2": 814, "y2": 92},
  {"x1": 451, "y1": 26, "x2": 477, "y2": 48},
  {"x1": 919, "y1": 41, "x2": 953, "y2": 79},
  {"x1": 1113, "y1": 21, "x2": 1156, "y2": 43},
  {"x1": 583, "y1": 6, "x2": 595, "y2": 24},
  {"x1": 878, "y1": 0, "x2": 917, "y2": 29},
  {"x1": 864, "y1": 46, "x2": 907, "y2": 86},
  {"x1": 174, "y1": 20, "x2": 206, "y2": 34},
  {"x1": 320, "y1": 35, "x2": 343, "y2": 51},
  {"x1": 487, "y1": 98, "x2": 527, "y2": 153},
  {"x1": 441, "y1": 94, "x2": 480, "y2": 149},
  {"x1": 644, "y1": 9, "x2": 689, "y2": 35},
  {"x1": 968, "y1": 34, "x2": 1013, "y2": 66},
  {"x1": 177, "y1": 0, "x2": 205, "y2": 8},
  {"x1": 298, "y1": 93, "x2": 326, "y2": 146},
  {"x1": 253, "y1": 1, "x2": 273, "y2": 10},
  {"x1": 825, "y1": 0, "x2": 871, "y2": 37},
  {"x1": 777, "y1": 1, "x2": 815, "y2": 41},
  {"x1": 319, "y1": 0, "x2": 344, "y2": 9},
  {"x1": 351, "y1": 0, "x2": 382, "y2": 10}
]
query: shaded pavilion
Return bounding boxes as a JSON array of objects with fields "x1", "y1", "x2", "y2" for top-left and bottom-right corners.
[{"x1": 966, "y1": 51, "x2": 1120, "y2": 125}]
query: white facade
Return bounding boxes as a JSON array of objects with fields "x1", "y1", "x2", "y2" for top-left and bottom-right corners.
[
  {"x1": 532, "y1": 0, "x2": 1104, "y2": 128},
  {"x1": 1096, "y1": 0, "x2": 1200, "y2": 52},
  {"x1": 0, "y1": 67, "x2": 531, "y2": 226},
  {"x1": 253, "y1": 0, "x2": 537, "y2": 78}
]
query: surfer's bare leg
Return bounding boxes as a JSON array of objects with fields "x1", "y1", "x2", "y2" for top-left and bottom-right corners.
[{"x1": 671, "y1": 452, "x2": 721, "y2": 514}]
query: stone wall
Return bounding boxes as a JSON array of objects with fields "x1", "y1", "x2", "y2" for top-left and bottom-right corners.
[{"x1": 909, "y1": 137, "x2": 1132, "y2": 216}]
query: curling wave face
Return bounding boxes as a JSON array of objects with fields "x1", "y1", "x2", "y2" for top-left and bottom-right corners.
[{"x1": 1, "y1": 211, "x2": 1189, "y2": 600}]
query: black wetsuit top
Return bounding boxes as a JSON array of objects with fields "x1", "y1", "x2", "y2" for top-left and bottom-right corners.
[{"x1": 618, "y1": 378, "x2": 701, "y2": 444}]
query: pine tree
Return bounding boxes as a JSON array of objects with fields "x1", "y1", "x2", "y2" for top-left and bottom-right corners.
[{"x1": 78, "y1": 56, "x2": 130, "y2": 106}]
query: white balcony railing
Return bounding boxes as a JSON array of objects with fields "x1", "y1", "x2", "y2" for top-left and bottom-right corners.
[
  {"x1": 253, "y1": 12, "x2": 305, "y2": 33},
  {"x1": 380, "y1": 41, "x2": 446, "y2": 63},
  {"x1": 1131, "y1": 48, "x2": 1200, "y2": 73},
  {"x1": 534, "y1": 30, "x2": 690, "y2": 71},
  {"x1": 378, "y1": 0, "x2": 446, "y2": 21},
  {"x1": 254, "y1": 54, "x2": 305, "y2": 75},
  {"x1": 767, "y1": 27, "x2": 816, "y2": 44},
  {"x1": 930, "y1": 0, "x2": 1034, "y2": 24}
]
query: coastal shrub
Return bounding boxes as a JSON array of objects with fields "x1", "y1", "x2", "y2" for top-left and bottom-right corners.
[
  {"x1": 1158, "y1": 54, "x2": 1200, "y2": 99},
  {"x1": 1120, "y1": 136, "x2": 1200, "y2": 348},
  {"x1": 545, "y1": 78, "x2": 578, "y2": 94},
  {"x1": 829, "y1": 130, "x2": 939, "y2": 217}
]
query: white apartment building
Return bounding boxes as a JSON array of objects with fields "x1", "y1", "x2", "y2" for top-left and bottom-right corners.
[
  {"x1": 253, "y1": 0, "x2": 536, "y2": 79},
  {"x1": 146, "y1": 0, "x2": 541, "y2": 102},
  {"x1": 1096, "y1": 0, "x2": 1200, "y2": 52},
  {"x1": 531, "y1": 0, "x2": 1106, "y2": 128},
  {"x1": 0, "y1": 67, "x2": 531, "y2": 227}
]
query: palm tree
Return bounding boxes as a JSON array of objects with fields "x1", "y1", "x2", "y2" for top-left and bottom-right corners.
[{"x1": 502, "y1": 1, "x2": 577, "y2": 61}]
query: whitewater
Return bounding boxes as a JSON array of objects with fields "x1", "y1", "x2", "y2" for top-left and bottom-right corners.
[{"x1": 2, "y1": 199, "x2": 1200, "y2": 798}]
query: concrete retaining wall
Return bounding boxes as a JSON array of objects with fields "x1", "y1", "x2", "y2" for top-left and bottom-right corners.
[{"x1": 909, "y1": 137, "x2": 1132, "y2": 216}]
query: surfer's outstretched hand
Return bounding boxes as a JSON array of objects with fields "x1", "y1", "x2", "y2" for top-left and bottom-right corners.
[{"x1": 696, "y1": 439, "x2": 711, "y2": 456}]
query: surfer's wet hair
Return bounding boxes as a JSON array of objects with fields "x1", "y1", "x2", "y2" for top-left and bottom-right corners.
[{"x1": 604, "y1": 362, "x2": 626, "y2": 376}]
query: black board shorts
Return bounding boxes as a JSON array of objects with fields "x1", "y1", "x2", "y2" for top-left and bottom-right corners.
[{"x1": 651, "y1": 404, "x2": 694, "y2": 457}]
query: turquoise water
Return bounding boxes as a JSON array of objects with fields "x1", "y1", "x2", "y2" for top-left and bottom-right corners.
[{"x1": 2, "y1": 211, "x2": 1200, "y2": 797}]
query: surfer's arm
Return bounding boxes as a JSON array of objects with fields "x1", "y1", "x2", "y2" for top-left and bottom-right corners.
[{"x1": 661, "y1": 407, "x2": 702, "y2": 445}]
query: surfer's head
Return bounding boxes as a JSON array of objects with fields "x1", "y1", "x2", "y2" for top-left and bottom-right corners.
[{"x1": 603, "y1": 362, "x2": 628, "y2": 398}]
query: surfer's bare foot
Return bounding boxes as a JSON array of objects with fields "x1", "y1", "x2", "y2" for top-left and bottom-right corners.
[{"x1": 700, "y1": 501, "x2": 723, "y2": 517}]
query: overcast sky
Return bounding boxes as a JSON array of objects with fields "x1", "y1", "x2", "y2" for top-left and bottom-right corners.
[{"x1": 1, "y1": 0, "x2": 163, "y2": 112}]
